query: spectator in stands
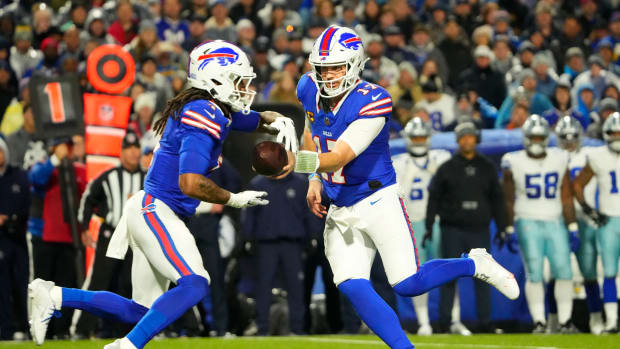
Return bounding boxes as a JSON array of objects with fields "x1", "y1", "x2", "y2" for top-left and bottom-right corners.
[
  {"x1": 61, "y1": 25, "x2": 82, "y2": 62},
  {"x1": 532, "y1": 53, "x2": 558, "y2": 99},
  {"x1": 9, "y1": 27, "x2": 41, "y2": 80},
  {"x1": 491, "y1": 35, "x2": 513, "y2": 75},
  {"x1": 604, "y1": 84, "x2": 620, "y2": 101},
  {"x1": 242, "y1": 171, "x2": 310, "y2": 336},
  {"x1": 234, "y1": 19, "x2": 255, "y2": 57},
  {"x1": 453, "y1": 0, "x2": 476, "y2": 36},
  {"x1": 555, "y1": 17, "x2": 585, "y2": 70},
  {"x1": 267, "y1": 29, "x2": 290, "y2": 71},
  {"x1": 506, "y1": 41, "x2": 535, "y2": 91},
  {"x1": 229, "y1": 0, "x2": 262, "y2": 33},
  {"x1": 315, "y1": 0, "x2": 337, "y2": 25},
  {"x1": 0, "y1": 61, "x2": 17, "y2": 121},
  {"x1": 32, "y1": 4, "x2": 58, "y2": 49},
  {"x1": 415, "y1": 77, "x2": 456, "y2": 131},
  {"x1": 128, "y1": 92, "x2": 156, "y2": 139},
  {"x1": 362, "y1": 34, "x2": 398, "y2": 88},
  {"x1": 125, "y1": 20, "x2": 159, "y2": 64},
  {"x1": 5, "y1": 103, "x2": 35, "y2": 169},
  {"x1": 596, "y1": 38, "x2": 620, "y2": 76},
  {"x1": 361, "y1": 0, "x2": 381, "y2": 34},
  {"x1": 427, "y1": 5, "x2": 448, "y2": 44},
  {"x1": 383, "y1": 25, "x2": 415, "y2": 65},
  {"x1": 471, "y1": 25, "x2": 493, "y2": 48},
  {"x1": 574, "y1": 83, "x2": 597, "y2": 124},
  {"x1": 573, "y1": 55, "x2": 620, "y2": 103},
  {"x1": 459, "y1": 45, "x2": 507, "y2": 109},
  {"x1": 29, "y1": 37, "x2": 60, "y2": 78},
  {"x1": 252, "y1": 37, "x2": 273, "y2": 97},
  {"x1": 492, "y1": 10, "x2": 519, "y2": 49},
  {"x1": 182, "y1": 15, "x2": 207, "y2": 53},
  {"x1": 586, "y1": 98, "x2": 618, "y2": 139},
  {"x1": 409, "y1": 25, "x2": 449, "y2": 85},
  {"x1": 68, "y1": 3, "x2": 88, "y2": 31},
  {"x1": 561, "y1": 47, "x2": 585, "y2": 83},
  {"x1": 496, "y1": 69, "x2": 554, "y2": 129},
  {"x1": 287, "y1": 32, "x2": 305, "y2": 68},
  {"x1": 0, "y1": 135, "x2": 30, "y2": 341},
  {"x1": 338, "y1": 1, "x2": 359, "y2": 29},
  {"x1": 268, "y1": 71, "x2": 297, "y2": 104},
  {"x1": 578, "y1": 0, "x2": 602, "y2": 37},
  {"x1": 602, "y1": 12, "x2": 620, "y2": 62},
  {"x1": 157, "y1": 0, "x2": 189, "y2": 45},
  {"x1": 438, "y1": 18, "x2": 473, "y2": 89},
  {"x1": 83, "y1": 8, "x2": 111, "y2": 45},
  {"x1": 387, "y1": 62, "x2": 421, "y2": 106},
  {"x1": 136, "y1": 54, "x2": 173, "y2": 113},
  {"x1": 29, "y1": 138, "x2": 87, "y2": 339},
  {"x1": 205, "y1": 0, "x2": 236, "y2": 43},
  {"x1": 302, "y1": 17, "x2": 327, "y2": 54},
  {"x1": 542, "y1": 79, "x2": 585, "y2": 128},
  {"x1": 108, "y1": 0, "x2": 138, "y2": 46},
  {"x1": 506, "y1": 103, "x2": 529, "y2": 129},
  {"x1": 140, "y1": 131, "x2": 157, "y2": 172}
]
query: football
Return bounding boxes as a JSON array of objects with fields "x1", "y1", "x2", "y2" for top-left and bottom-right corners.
[{"x1": 252, "y1": 141, "x2": 288, "y2": 176}]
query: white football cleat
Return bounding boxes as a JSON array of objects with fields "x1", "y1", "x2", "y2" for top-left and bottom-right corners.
[
  {"x1": 28, "y1": 279, "x2": 57, "y2": 345},
  {"x1": 417, "y1": 324, "x2": 433, "y2": 336},
  {"x1": 104, "y1": 338, "x2": 137, "y2": 349},
  {"x1": 467, "y1": 248, "x2": 520, "y2": 300},
  {"x1": 450, "y1": 321, "x2": 472, "y2": 336}
]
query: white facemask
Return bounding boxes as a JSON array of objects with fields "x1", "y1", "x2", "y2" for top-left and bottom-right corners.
[
  {"x1": 527, "y1": 143, "x2": 546, "y2": 156},
  {"x1": 609, "y1": 140, "x2": 620, "y2": 153},
  {"x1": 409, "y1": 145, "x2": 428, "y2": 156}
]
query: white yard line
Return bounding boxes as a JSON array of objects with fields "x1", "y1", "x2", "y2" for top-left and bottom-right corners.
[{"x1": 244, "y1": 336, "x2": 586, "y2": 349}]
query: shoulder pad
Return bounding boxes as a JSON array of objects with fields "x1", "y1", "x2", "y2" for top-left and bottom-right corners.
[{"x1": 180, "y1": 100, "x2": 226, "y2": 139}]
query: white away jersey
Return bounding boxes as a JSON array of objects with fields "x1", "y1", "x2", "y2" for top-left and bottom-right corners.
[
  {"x1": 393, "y1": 149, "x2": 451, "y2": 221},
  {"x1": 415, "y1": 94, "x2": 455, "y2": 131},
  {"x1": 501, "y1": 148, "x2": 569, "y2": 221},
  {"x1": 586, "y1": 146, "x2": 620, "y2": 217},
  {"x1": 565, "y1": 147, "x2": 598, "y2": 221}
]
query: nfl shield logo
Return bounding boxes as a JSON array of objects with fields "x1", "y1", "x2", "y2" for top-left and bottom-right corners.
[{"x1": 98, "y1": 104, "x2": 114, "y2": 122}]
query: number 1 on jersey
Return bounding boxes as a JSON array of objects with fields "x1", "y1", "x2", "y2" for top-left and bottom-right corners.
[{"x1": 313, "y1": 136, "x2": 346, "y2": 184}]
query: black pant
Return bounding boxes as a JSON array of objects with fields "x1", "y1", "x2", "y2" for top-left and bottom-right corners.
[
  {"x1": 256, "y1": 240, "x2": 305, "y2": 335},
  {"x1": 75, "y1": 226, "x2": 132, "y2": 337},
  {"x1": 0, "y1": 235, "x2": 29, "y2": 339},
  {"x1": 439, "y1": 225, "x2": 491, "y2": 332},
  {"x1": 303, "y1": 240, "x2": 341, "y2": 334},
  {"x1": 187, "y1": 214, "x2": 228, "y2": 335},
  {"x1": 33, "y1": 241, "x2": 77, "y2": 338}
]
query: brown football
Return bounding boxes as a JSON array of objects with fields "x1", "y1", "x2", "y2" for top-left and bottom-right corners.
[{"x1": 252, "y1": 141, "x2": 288, "y2": 176}]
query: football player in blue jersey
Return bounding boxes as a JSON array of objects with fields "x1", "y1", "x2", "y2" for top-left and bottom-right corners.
[
  {"x1": 291, "y1": 25, "x2": 520, "y2": 348},
  {"x1": 27, "y1": 41, "x2": 298, "y2": 349}
]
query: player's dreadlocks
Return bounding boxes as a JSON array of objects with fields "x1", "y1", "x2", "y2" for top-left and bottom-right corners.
[{"x1": 153, "y1": 87, "x2": 231, "y2": 135}]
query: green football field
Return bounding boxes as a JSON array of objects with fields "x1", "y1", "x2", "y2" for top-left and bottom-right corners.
[{"x1": 0, "y1": 334, "x2": 618, "y2": 349}]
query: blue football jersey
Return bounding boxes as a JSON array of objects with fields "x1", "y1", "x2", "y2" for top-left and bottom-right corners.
[
  {"x1": 144, "y1": 99, "x2": 259, "y2": 217},
  {"x1": 297, "y1": 72, "x2": 396, "y2": 207}
]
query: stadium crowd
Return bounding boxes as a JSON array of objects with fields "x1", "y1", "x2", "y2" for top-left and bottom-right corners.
[{"x1": 0, "y1": 0, "x2": 619, "y2": 343}]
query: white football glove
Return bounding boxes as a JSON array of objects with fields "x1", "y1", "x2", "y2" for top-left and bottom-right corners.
[
  {"x1": 294, "y1": 151, "x2": 320, "y2": 173},
  {"x1": 269, "y1": 117, "x2": 298, "y2": 152},
  {"x1": 226, "y1": 191, "x2": 269, "y2": 208}
]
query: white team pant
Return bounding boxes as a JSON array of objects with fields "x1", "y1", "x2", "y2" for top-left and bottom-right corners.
[
  {"x1": 122, "y1": 190, "x2": 210, "y2": 308},
  {"x1": 325, "y1": 184, "x2": 420, "y2": 286}
]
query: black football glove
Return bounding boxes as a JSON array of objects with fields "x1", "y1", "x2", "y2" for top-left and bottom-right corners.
[
  {"x1": 421, "y1": 228, "x2": 433, "y2": 248},
  {"x1": 582, "y1": 204, "x2": 609, "y2": 227}
]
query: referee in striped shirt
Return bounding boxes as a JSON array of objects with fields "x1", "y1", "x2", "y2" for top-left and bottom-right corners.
[{"x1": 74, "y1": 131, "x2": 146, "y2": 338}]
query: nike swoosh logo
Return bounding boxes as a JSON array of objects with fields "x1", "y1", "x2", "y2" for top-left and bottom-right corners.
[
  {"x1": 203, "y1": 109, "x2": 216, "y2": 119},
  {"x1": 372, "y1": 93, "x2": 382, "y2": 101},
  {"x1": 370, "y1": 198, "x2": 382, "y2": 205}
]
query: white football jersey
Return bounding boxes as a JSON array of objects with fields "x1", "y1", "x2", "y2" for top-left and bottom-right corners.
[
  {"x1": 586, "y1": 146, "x2": 620, "y2": 217},
  {"x1": 565, "y1": 147, "x2": 598, "y2": 221},
  {"x1": 415, "y1": 94, "x2": 455, "y2": 131},
  {"x1": 394, "y1": 149, "x2": 451, "y2": 221},
  {"x1": 501, "y1": 148, "x2": 569, "y2": 221}
]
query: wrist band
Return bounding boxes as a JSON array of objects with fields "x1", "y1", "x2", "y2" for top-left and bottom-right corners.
[
  {"x1": 308, "y1": 173, "x2": 321, "y2": 181},
  {"x1": 568, "y1": 222, "x2": 578, "y2": 231}
]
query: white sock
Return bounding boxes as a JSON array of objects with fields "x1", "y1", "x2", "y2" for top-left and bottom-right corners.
[
  {"x1": 412, "y1": 293, "x2": 430, "y2": 327},
  {"x1": 50, "y1": 286, "x2": 63, "y2": 309},
  {"x1": 525, "y1": 281, "x2": 545, "y2": 324},
  {"x1": 452, "y1": 288, "x2": 461, "y2": 323},
  {"x1": 554, "y1": 280, "x2": 574, "y2": 325},
  {"x1": 604, "y1": 302, "x2": 618, "y2": 329}
]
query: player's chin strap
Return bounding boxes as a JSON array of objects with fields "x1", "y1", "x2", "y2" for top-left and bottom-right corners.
[{"x1": 294, "y1": 151, "x2": 320, "y2": 173}]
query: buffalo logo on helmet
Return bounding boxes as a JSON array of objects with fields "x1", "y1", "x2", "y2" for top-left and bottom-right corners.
[
  {"x1": 338, "y1": 33, "x2": 362, "y2": 50},
  {"x1": 198, "y1": 47, "x2": 239, "y2": 70}
]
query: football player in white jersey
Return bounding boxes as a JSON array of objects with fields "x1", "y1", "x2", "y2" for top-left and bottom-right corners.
[
  {"x1": 555, "y1": 116, "x2": 604, "y2": 334},
  {"x1": 574, "y1": 112, "x2": 620, "y2": 333},
  {"x1": 502, "y1": 114, "x2": 580, "y2": 333},
  {"x1": 392, "y1": 117, "x2": 450, "y2": 336}
]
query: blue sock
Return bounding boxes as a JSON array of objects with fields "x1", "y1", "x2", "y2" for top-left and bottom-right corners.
[
  {"x1": 584, "y1": 280, "x2": 603, "y2": 313},
  {"x1": 126, "y1": 275, "x2": 209, "y2": 349},
  {"x1": 62, "y1": 288, "x2": 148, "y2": 323},
  {"x1": 603, "y1": 277, "x2": 617, "y2": 304},
  {"x1": 339, "y1": 279, "x2": 413, "y2": 349},
  {"x1": 546, "y1": 280, "x2": 557, "y2": 315},
  {"x1": 393, "y1": 258, "x2": 475, "y2": 297}
]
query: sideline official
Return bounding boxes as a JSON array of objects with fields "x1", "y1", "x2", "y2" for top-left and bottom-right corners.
[{"x1": 425, "y1": 121, "x2": 507, "y2": 333}]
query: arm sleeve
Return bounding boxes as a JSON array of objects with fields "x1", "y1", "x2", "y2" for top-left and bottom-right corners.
[
  {"x1": 337, "y1": 117, "x2": 386, "y2": 156},
  {"x1": 78, "y1": 174, "x2": 105, "y2": 227},
  {"x1": 231, "y1": 110, "x2": 260, "y2": 132},
  {"x1": 179, "y1": 130, "x2": 216, "y2": 175}
]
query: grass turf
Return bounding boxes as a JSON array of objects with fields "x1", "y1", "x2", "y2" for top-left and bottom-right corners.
[{"x1": 0, "y1": 334, "x2": 618, "y2": 349}]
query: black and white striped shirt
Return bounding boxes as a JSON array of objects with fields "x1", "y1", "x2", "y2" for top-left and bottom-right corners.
[{"x1": 78, "y1": 166, "x2": 146, "y2": 229}]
